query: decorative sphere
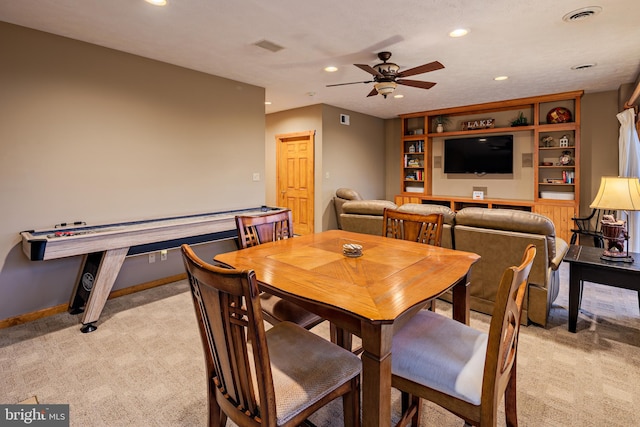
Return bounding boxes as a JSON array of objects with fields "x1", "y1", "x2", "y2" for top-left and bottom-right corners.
[{"x1": 546, "y1": 107, "x2": 572, "y2": 124}]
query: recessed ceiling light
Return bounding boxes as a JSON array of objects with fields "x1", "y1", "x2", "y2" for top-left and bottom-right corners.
[
  {"x1": 393, "y1": 94, "x2": 404, "y2": 99},
  {"x1": 145, "y1": 0, "x2": 167, "y2": 6},
  {"x1": 324, "y1": 66, "x2": 338, "y2": 72},
  {"x1": 449, "y1": 28, "x2": 469, "y2": 38},
  {"x1": 264, "y1": 101, "x2": 272, "y2": 105},
  {"x1": 563, "y1": 6, "x2": 602, "y2": 22},
  {"x1": 571, "y1": 63, "x2": 596, "y2": 70},
  {"x1": 494, "y1": 76, "x2": 509, "y2": 81}
]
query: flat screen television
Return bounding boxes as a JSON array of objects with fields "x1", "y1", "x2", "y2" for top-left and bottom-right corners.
[{"x1": 443, "y1": 135, "x2": 514, "y2": 174}]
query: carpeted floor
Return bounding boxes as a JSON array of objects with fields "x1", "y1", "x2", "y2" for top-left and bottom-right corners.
[{"x1": 1, "y1": 263, "x2": 639, "y2": 426}]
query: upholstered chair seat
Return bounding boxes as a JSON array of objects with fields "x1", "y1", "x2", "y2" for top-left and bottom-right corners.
[
  {"x1": 260, "y1": 322, "x2": 362, "y2": 425},
  {"x1": 392, "y1": 310, "x2": 487, "y2": 405}
]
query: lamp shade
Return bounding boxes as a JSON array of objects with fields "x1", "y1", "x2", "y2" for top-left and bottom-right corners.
[
  {"x1": 590, "y1": 176, "x2": 640, "y2": 211},
  {"x1": 374, "y1": 81, "x2": 397, "y2": 97}
]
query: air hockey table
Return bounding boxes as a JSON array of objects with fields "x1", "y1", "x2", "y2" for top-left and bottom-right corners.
[{"x1": 20, "y1": 206, "x2": 281, "y2": 332}]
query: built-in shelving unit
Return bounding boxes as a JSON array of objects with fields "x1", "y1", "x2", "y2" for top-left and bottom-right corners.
[{"x1": 396, "y1": 91, "x2": 583, "y2": 243}]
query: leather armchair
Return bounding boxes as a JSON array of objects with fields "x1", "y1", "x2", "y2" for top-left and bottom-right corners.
[
  {"x1": 333, "y1": 188, "x2": 363, "y2": 229},
  {"x1": 451, "y1": 208, "x2": 568, "y2": 327}
]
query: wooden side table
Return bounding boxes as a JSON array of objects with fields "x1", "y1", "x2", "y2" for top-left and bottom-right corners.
[{"x1": 563, "y1": 245, "x2": 640, "y2": 332}]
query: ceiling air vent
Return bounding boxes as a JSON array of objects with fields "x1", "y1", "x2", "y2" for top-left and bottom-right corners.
[
  {"x1": 253, "y1": 39, "x2": 284, "y2": 53},
  {"x1": 563, "y1": 6, "x2": 602, "y2": 22}
]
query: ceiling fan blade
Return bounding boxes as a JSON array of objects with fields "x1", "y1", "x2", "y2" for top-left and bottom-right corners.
[
  {"x1": 397, "y1": 79, "x2": 437, "y2": 90},
  {"x1": 355, "y1": 63, "x2": 384, "y2": 78},
  {"x1": 326, "y1": 80, "x2": 374, "y2": 87},
  {"x1": 397, "y1": 61, "x2": 444, "y2": 78},
  {"x1": 367, "y1": 87, "x2": 378, "y2": 97}
]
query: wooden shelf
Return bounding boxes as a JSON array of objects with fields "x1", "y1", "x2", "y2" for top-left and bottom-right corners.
[
  {"x1": 427, "y1": 125, "x2": 535, "y2": 138},
  {"x1": 398, "y1": 90, "x2": 583, "y2": 243}
]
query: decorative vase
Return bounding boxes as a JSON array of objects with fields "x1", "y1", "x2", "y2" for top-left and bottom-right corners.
[{"x1": 436, "y1": 123, "x2": 444, "y2": 133}]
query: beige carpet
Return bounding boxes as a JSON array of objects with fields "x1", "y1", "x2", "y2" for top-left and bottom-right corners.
[{"x1": 1, "y1": 263, "x2": 639, "y2": 426}]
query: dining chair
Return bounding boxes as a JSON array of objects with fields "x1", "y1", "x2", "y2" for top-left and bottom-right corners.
[
  {"x1": 391, "y1": 244, "x2": 537, "y2": 427},
  {"x1": 383, "y1": 207, "x2": 444, "y2": 311},
  {"x1": 382, "y1": 208, "x2": 444, "y2": 247},
  {"x1": 235, "y1": 209, "x2": 324, "y2": 330},
  {"x1": 181, "y1": 244, "x2": 362, "y2": 427}
]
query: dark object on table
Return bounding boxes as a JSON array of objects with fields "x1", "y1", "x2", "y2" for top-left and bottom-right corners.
[{"x1": 570, "y1": 208, "x2": 615, "y2": 247}]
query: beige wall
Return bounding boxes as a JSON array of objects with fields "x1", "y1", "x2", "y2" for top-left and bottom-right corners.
[
  {"x1": 0, "y1": 23, "x2": 265, "y2": 321},
  {"x1": 384, "y1": 119, "x2": 402, "y2": 200},
  {"x1": 580, "y1": 91, "x2": 620, "y2": 215},
  {"x1": 266, "y1": 105, "x2": 386, "y2": 231},
  {"x1": 264, "y1": 104, "x2": 324, "y2": 227}
]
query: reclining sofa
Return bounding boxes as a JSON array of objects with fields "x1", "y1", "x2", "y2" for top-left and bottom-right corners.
[{"x1": 334, "y1": 193, "x2": 568, "y2": 327}]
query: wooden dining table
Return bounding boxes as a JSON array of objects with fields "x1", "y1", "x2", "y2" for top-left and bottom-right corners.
[{"x1": 214, "y1": 229, "x2": 480, "y2": 427}]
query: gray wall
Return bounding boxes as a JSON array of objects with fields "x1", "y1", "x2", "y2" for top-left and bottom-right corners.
[{"x1": 0, "y1": 23, "x2": 265, "y2": 321}]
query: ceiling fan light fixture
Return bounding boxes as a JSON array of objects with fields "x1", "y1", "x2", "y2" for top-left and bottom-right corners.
[
  {"x1": 375, "y1": 63, "x2": 400, "y2": 76},
  {"x1": 374, "y1": 81, "x2": 397, "y2": 98}
]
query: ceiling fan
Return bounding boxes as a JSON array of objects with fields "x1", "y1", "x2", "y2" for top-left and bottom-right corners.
[{"x1": 327, "y1": 51, "x2": 444, "y2": 98}]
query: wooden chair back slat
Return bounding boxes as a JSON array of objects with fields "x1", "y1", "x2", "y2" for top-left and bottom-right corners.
[
  {"x1": 382, "y1": 208, "x2": 444, "y2": 247},
  {"x1": 236, "y1": 210, "x2": 294, "y2": 249}
]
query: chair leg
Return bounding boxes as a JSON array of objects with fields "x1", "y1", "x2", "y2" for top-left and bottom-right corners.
[
  {"x1": 342, "y1": 376, "x2": 361, "y2": 427},
  {"x1": 504, "y1": 360, "x2": 518, "y2": 427},
  {"x1": 395, "y1": 393, "x2": 421, "y2": 427},
  {"x1": 570, "y1": 233, "x2": 577, "y2": 245},
  {"x1": 208, "y1": 383, "x2": 225, "y2": 427},
  {"x1": 410, "y1": 395, "x2": 422, "y2": 427}
]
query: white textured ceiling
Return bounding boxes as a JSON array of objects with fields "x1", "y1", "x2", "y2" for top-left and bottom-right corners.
[{"x1": 1, "y1": 0, "x2": 639, "y2": 119}]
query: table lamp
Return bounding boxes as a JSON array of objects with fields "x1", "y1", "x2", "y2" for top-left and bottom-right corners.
[{"x1": 589, "y1": 176, "x2": 640, "y2": 262}]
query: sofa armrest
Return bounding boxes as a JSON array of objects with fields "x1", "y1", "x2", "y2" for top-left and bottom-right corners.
[{"x1": 550, "y1": 237, "x2": 569, "y2": 271}]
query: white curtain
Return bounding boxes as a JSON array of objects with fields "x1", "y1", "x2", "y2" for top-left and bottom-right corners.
[{"x1": 617, "y1": 108, "x2": 640, "y2": 252}]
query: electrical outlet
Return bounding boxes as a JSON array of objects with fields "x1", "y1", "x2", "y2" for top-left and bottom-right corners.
[
  {"x1": 149, "y1": 253, "x2": 156, "y2": 263},
  {"x1": 252, "y1": 172, "x2": 260, "y2": 181},
  {"x1": 160, "y1": 250, "x2": 167, "y2": 261}
]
